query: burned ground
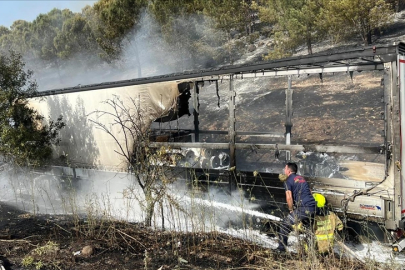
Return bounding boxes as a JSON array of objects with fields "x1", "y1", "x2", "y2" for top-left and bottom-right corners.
[{"x1": 0, "y1": 202, "x2": 381, "y2": 270}]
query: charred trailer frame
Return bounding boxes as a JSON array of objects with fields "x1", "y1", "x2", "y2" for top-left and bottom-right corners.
[
  {"x1": 148, "y1": 42, "x2": 405, "y2": 241},
  {"x1": 33, "y1": 42, "x2": 405, "y2": 247}
]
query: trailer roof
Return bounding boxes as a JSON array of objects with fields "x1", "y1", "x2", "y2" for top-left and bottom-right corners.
[{"x1": 38, "y1": 42, "x2": 405, "y2": 96}]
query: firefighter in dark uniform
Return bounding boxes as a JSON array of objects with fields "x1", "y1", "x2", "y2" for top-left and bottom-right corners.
[{"x1": 276, "y1": 162, "x2": 316, "y2": 252}]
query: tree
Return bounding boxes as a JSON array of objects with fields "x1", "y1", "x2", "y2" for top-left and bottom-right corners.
[
  {"x1": 148, "y1": 0, "x2": 204, "y2": 26},
  {"x1": 0, "y1": 51, "x2": 65, "y2": 166},
  {"x1": 203, "y1": 0, "x2": 254, "y2": 35},
  {"x1": 53, "y1": 14, "x2": 99, "y2": 61},
  {"x1": 0, "y1": 26, "x2": 10, "y2": 38},
  {"x1": 88, "y1": 95, "x2": 175, "y2": 227},
  {"x1": 93, "y1": 0, "x2": 147, "y2": 62},
  {"x1": 149, "y1": 0, "x2": 222, "y2": 69},
  {"x1": 256, "y1": 0, "x2": 327, "y2": 57},
  {"x1": 0, "y1": 26, "x2": 11, "y2": 53},
  {"x1": 28, "y1": 8, "x2": 77, "y2": 83},
  {"x1": 202, "y1": 0, "x2": 256, "y2": 63},
  {"x1": 0, "y1": 20, "x2": 33, "y2": 54},
  {"x1": 30, "y1": 9, "x2": 74, "y2": 61},
  {"x1": 386, "y1": 0, "x2": 405, "y2": 12},
  {"x1": 149, "y1": 0, "x2": 254, "y2": 67},
  {"x1": 325, "y1": 0, "x2": 394, "y2": 45}
]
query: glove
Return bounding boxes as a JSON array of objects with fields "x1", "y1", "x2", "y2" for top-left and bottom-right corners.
[{"x1": 278, "y1": 174, "x2": 287, "y2": 182}]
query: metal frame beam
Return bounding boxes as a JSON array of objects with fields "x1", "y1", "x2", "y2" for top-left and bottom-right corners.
[
  {"x1": 149, "y1": 142, "x2": 381, "y2": 154},
  {"x1": 229, "y1": 75, "x2": 236, "y2": 168},
  {"x1": 36, "y1": 44, "x2": 400, "y2": 96},
  {"x1": 193, "y1": 83, "x2": 200, "y2": 142}
]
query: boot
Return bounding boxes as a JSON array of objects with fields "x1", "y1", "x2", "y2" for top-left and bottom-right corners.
[
  {"x1": 276, "y1": 235, "x2": 288, "y2": 252},
  {"x1": 276, "y1": 243, "x2": 286, "y2": 252}
]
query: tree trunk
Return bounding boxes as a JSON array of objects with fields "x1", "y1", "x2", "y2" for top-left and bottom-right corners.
[
  {"x1": 366, "y1": 31, "x2": 372, "y2": 45},
  {"x1": 134, "y1": 41, "x2": 142, "y2": 78},
  {"x1": 54, "y1": 58, "x2": 63, "y2": 84},
  {"x1": 227, "y1": 33, "x2": 234, "y2": 65},
  {"x1": 160, "y1": 200, "x2": 164, "y2": 230},
  {"x1": 145, "y1": 189, "x2": 155, "y2": 227},
  {"x1": 306, "y1": 31, "x2": 313, "y2": 55},
  {"x1": 127, "y1": 36, "x2": 142, "y2": 78},
  {"x1": 399, "y1": 0, "x2": 405, "y2": 11}
]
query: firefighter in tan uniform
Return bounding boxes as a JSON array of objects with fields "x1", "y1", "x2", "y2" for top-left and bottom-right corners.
[{"x1": 313, "y1": 193, "x2": 344, "y2": 253}]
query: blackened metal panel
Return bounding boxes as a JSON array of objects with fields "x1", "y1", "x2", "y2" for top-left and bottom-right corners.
[
  {"x1": 285, "y1": 76, "x2": 293, "y2": 146},
  {"x1": 391, "y1": 59, "x2": 402, "y2": 229},
  {"x1": 399, "y1": 55, "x2": 405, "y2": 222}
]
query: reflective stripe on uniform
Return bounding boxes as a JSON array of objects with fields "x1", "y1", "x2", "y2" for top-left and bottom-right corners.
[{"x1": 315, "y1": 233, "x2": 334, "y2": 241}]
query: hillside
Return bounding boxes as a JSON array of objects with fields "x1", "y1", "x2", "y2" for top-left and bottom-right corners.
[{"x1": 236, "y1": 10, "x2": 405, "y2": 65}]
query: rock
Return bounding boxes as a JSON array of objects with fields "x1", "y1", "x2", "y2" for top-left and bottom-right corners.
[
  {"x1": 230, "y1": 29, "x2": 239, "y2": 38},
  {"x1": 266, "y1": 41, "x2": 275, "y2": 48},
  {"x1": 178, "y1": 257, "x2": 188, "y2": 264},
  {"x1": 81, "y1": 245, "x2": 94, "y2": 257},
  {"x1": 247, "y1": 44, "x2": 256, "y2": 52}
]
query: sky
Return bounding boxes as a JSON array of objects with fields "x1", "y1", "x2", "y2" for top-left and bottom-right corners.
[{"x1": 0, "y1": 0, "x2": 98, "y2": 28}]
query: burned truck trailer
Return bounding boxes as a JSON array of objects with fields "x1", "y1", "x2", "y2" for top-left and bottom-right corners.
[{"x1": 31, "y1": 42, "x2": 405, "y2": 247}]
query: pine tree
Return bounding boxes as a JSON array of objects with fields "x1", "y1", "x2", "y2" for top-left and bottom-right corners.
[
  {"x1": 325, "y1": 0, "x2": 394, "y2": 45},
  {"x1": 0, "y1": 52, "x2": 65, "y2": 166}
]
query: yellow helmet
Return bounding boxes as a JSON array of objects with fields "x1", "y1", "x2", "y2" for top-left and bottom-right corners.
[{"x1": 313, "y1": 193, "x2": 326, "y2": 208}]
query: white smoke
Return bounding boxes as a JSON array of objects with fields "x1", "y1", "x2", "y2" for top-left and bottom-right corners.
[{"x1": 25, "y1": 10, "x2": 225, "y2": 92}]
